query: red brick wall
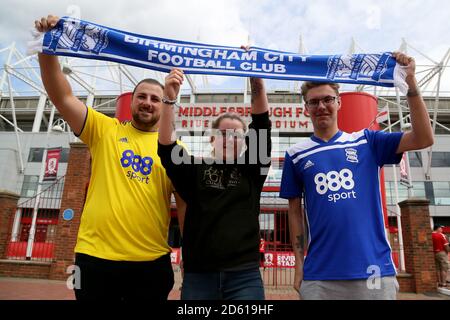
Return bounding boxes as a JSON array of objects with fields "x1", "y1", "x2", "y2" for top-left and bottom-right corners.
[
  {"x1": 0, "y1": 191, "x2": 19, "y2": 259},
  {"x1": 397, "y1": 273, "x2": 414, "y2": 293},
  {"x1": 399, "y1": 198, "x2": 437, "y2": 293},
  {"x1": 0, "y1": 261, "x2": 51, "y2": 279},
  {"x1": 49, "y1": 142, "x2": 91, "y2": 280}
]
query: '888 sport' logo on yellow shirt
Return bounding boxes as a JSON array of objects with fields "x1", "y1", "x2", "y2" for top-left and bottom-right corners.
[{"x1": 120, "y1": 149, "x2": 153, "y2": 184}]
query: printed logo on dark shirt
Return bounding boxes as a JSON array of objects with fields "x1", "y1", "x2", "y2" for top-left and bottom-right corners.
[{"x1": 203, "y1": 167, "x2": 241, "y2": 189}]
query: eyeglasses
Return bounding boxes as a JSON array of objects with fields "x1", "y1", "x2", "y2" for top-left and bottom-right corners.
[
  {"x1": 305, "y1": 96, "x2": 338, "y2": 108},
  {"x1": 214, "y1": 129, "x2": 245, "y2": 140}
]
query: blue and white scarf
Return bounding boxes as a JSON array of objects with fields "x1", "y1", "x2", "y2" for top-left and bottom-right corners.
[{"x1": 28, "y1": 16, "x2": 408, "y2": 93}]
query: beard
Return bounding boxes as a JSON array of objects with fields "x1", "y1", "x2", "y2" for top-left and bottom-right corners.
[{"x1": 131, "y1": 110, "x2": 159, "y2": 130}]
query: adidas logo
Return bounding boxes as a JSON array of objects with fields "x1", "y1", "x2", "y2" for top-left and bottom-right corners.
[
  {"x1": 119, "y1": 137, "x2": 129, "y2": 143},
  {"x1": 304, "y1": 160, "x2": 314, "y2": 170}
]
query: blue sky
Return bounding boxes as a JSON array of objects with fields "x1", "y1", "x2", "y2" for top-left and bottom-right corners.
[{"x1": 1, "y1": 0, "x2": 449, "y2": 95}]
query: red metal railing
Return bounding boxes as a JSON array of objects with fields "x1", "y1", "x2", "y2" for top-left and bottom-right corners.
[{"x1": 6, "y1": 176, "x2": 65, "y2": 262}]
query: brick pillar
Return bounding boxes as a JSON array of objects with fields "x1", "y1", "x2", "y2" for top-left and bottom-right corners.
[
  {"x1": 0, "y1": 190, "x2": 20, "y2": 259},
  {"x1": 398, "y1": 198, "x2": 437, "y2": 293},
  {"x1": 49, "y1": 142, "x2": 91, "y2": 280}
]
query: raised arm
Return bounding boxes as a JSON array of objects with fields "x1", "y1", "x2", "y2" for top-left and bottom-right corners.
[
  {"x1": 288, "y1": 197, "x2": 305, "y2": 294},
  {"x1": 158, "y1": 68, "x2": 184, "y2": 145},
  {"x1": 250, "y1": 77, "x2": 269, "y2": 114},
  {"x1": 394, "y1": 52, "x2": 434, "y2": 153},
  {"x1": 241, "y1": 45, "x2": 269, "y2": 115},
  {"x1": 35, "y1": 15, "x2": 86, "y2": 135}
]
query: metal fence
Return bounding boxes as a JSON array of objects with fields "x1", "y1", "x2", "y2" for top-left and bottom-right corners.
[
  {"x1": 259, "y1": 209, "x2": 295, "y2": 287},
  {"x1": 6, "y1": 176, "x2": 65, "y2": 262},
  {"x1": 258, "y1": 209, "x2": 403, "y2": 288}
]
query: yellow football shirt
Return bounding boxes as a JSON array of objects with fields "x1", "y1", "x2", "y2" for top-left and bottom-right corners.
[{"x1": 74, "y1": 107, "x2": 173, "y2": 261}]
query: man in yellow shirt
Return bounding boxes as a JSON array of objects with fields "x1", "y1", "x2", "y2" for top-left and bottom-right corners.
[{"x1": 35, "y1": 15, "x2": 185, "y2": 301}]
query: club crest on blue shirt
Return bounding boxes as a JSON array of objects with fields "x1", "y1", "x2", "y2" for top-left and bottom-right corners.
[{"x1": 345, "y1": 148, "x2": 359, "y2": 163}]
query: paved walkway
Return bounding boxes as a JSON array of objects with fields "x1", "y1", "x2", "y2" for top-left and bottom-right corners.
[{"x1": 0, "y1": 276, "x2": 449, "y2": 300}]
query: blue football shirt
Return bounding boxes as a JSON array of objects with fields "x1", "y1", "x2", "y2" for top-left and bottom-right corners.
[{"x1": 280, "y1": 129, "x2": 403, "y2": 280}]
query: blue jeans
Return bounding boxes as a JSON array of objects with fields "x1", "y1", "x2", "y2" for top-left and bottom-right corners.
[{"x1": 181, "y1": 268, "x2": 265, "y2": 300}]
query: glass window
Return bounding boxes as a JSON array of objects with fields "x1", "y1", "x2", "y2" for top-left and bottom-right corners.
[
  {"x1": 259, "y1": 213, "x2": 274, "y2": 230},
  {"x1": 28, "y1": 148, "x2": 69, "y2": 163},
  {"x1": 433, "y1": 182, "x2": 450, "y2": 205},
  {"x1": 267, "y1": 94, "x2": 301, "y2": 103},
  {"x1": 425, "y1": 181, "x2": 435, "y2": 205},
  {"x1": 20, "y1": 175, "x2": 39, "y2": 198},
  {"x1": 384, "y1": 181, "x2": 426, "y2": 205},
  {"x1": 431, "y1": 152, "x2": 450, "y2": 167},
  {"x1": 40, "y1": 178, "x2": 65, "y2": 201},
  {"x1": 408, "y1": 152, "x2": 423, "y2": 167},
  {"x1": 28, "y1": 148, "x2": 44, "y2": 162},
  {"x1": 385, "y1": 181, "x2": 395, "y2": 205},
  {"x1": 412, "y1": 182, "x2": 426, "y2": 198},
  {"x1": 59, "y1": 148, "x2": 70, "y2": 163},
  {"x1": 266, "y1": 168, "x2": 283, "y2": 182},
  {"x1": 261, "y1": 192, "x2": 279, "y2": 198},
  {"x1": 195, "y1": 94, "x2": 243, "y2": 103},
  {"x1": 396, "y1": 183, "x2": 409, "y2": 204}
]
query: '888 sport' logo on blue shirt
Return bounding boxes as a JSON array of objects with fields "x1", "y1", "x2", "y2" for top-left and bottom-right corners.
[
  {"x1": 314, "y1": 168, "x2": 357, "y2": 203},
  {"x1": 120, "y1": 149, "x2": 153, "y2": 184}
]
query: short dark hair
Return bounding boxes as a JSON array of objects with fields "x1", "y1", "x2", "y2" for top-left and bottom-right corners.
[
  {"x1": 132, "y1": 78, "x2": 164, "y2": 96},
  {"x1": 434, "y1": 224, "x2": 444, "y2": 231},
  {"x1": 300, "y1": 82, "x2": 340, "y2": 100}
]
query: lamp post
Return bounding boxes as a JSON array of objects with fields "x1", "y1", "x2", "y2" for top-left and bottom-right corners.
[
  {"x1": 396, "y1": 88, "x2": 414, "y2": 197},
  {"x1": 392, "y1": 87, "x2": 414, "y2": 272},
  {"x1": 25, "y1": 106, "x2": 64, "y2": 259}
]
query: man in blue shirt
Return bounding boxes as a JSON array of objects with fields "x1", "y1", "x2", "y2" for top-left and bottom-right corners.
[{"x1": 280, "y1": 52, "x2": 434, "y2": 299}]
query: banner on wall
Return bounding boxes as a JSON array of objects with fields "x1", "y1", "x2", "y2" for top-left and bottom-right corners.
[{"x1": 43, "y1": 148, "x2": 62, "y2": 181}]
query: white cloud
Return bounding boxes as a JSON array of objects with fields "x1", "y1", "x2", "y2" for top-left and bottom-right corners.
[{"x1": 0, "y1": 0, "x2": 249, "y2": 49}]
